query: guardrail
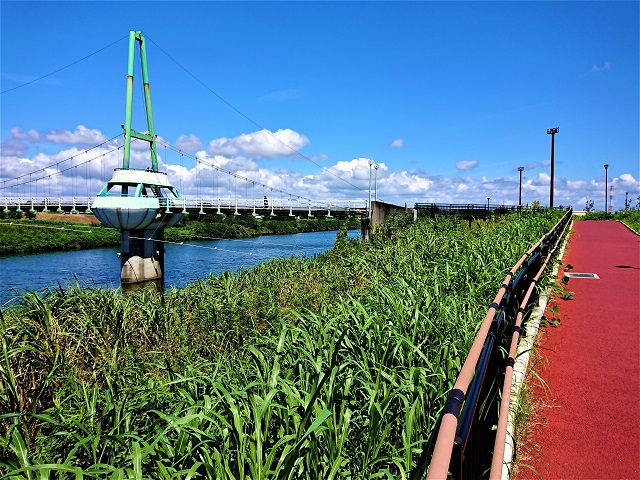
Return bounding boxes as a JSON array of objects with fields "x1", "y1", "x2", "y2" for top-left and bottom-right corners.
[
  {"x1": 426, "y1": 207, "x2": 572, "y2": 480},
  {"x1": 414, "y1": 203, "x2": 552, "y2": 221},
  {"x1": 2, "y1": 197, "x2": 367, "y2": 216}
]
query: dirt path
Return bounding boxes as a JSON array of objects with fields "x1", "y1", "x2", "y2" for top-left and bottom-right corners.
[
  {"x1": 34, "y1": 213, "x2": 98, "y2": 224},
  {"x1": 516, "y1": 220, "x2": 639, "y2": 479}
]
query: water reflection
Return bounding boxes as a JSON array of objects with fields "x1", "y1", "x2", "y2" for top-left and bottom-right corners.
[{"x1": 121, "y1": 278, "x2": 164, "y2": 297}]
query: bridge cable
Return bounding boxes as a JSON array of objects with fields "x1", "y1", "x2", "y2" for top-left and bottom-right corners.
[
  {"x1": 157, "y1": 139, "x2": 325, "y2": 205},
  {"x1": 0, "y1": 221, "x2": 116, "y2": 234},
  {"x1": 0, "y1": 134, "x2": 123, "y2": 190},
  {"x1": 1, "y1": 142, "x2": 125, "y2": 192},
  {"x1": 144, "y1": 34, "x2": 365, "y2": 194},
  {"x1": 1, "y1": 35, "x2": 128, "y2": 95},
  {"x1": 0, "y1": 216, "x2": 338, "y2": 252},
  {"x1": 171, "y1": 232, "x2": 325, "y2": 250},
  {"x1": 127, "y1": 235, "x2": 324, "y2": 258}
]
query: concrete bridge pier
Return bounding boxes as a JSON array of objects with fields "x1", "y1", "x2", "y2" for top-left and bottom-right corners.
[
  {"x1": 360, "y1": 200, "x2": 412, "y2": 240},
  {"x1": 119, "y1": 228, "x2": 165, "y2": 284}
]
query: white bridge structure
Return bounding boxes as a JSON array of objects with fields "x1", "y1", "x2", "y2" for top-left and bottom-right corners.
[{"x1": 3, "y1": 196, "x2": 367, "y2": 218}]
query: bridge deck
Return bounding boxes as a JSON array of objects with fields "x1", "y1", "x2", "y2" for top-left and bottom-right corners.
[
  {"x1": 516, "y1": 220, "x2": 639, "y2": 479},
  {"x1": 1, "y1": 197, "x2": 366, "y2": 220}
]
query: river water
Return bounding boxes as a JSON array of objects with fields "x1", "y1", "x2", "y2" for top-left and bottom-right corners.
[{"x1": 0, "y1": 229, "x2": 358, "y2": 306}]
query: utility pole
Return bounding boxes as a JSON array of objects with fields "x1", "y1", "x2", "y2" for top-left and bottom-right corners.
[
  {"x1": 368, "y1": 159, "x2": 373, "y2": 218},
  {"x1": 604, "y1": 164, "x2": 609, "y2": 212},
  {"x1": 518, "y1": 166, "x2": 524, "y2": 208},
  {"x1": 374, "y1": 164, "x2": 379, "y2": 202},
  {"x1": 547, "y1": 127, "x2": 559, "y2": 208}
]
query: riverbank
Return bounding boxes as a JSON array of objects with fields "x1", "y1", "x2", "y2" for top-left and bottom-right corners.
[
  {"x1": 0, "y1": 210, "x2": 565, "y2": 478},
  {"x1": 0, "y1": 212, "x2": 360, "y2": 256}
]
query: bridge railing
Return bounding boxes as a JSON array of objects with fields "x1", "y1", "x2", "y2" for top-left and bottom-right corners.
[
  {"x1": 414, "y1": 203, "x2": 549, "y2": 219},
  {"x1": 188, "y1": 197, "x2": 366, "y2": 212},
  {"x1": 426, "y1": 208, "x2": 572, "y2": 480},
  {"x1": 2, "y1": 197, "x2": 368, "y2": 215}
]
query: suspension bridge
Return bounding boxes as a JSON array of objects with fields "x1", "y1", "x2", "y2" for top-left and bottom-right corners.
[
  {"x1": 1, "y1": 29, "x2": 379, "y2": 284},
  {"x1": 1, "y1": 134, "x2": 368, "y2": 220},
  {"x1": 1, "y1": 194, "x2": 366, "y2": 219}
]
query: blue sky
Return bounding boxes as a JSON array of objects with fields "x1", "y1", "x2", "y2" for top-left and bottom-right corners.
[{"x1": 1, "y1": 1, "x2": 638, "y2": 210}]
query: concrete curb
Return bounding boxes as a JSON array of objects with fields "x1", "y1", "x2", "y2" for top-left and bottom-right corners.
[
  {"x1": 501, "y1": 221, "x2": 573, "y2": 480},
  {"x1": 618, "y1": 219, "x2": 640, "y2": 236}
]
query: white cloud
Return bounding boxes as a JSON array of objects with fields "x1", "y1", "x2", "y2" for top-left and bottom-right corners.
[
  {"x1": 130, "y1": 139, "x2": 151, "y2": 151},
  {"x1": 45, "y1": 125, "x2": 107, "y2": 145},
  {"x1": 514, "y1": 162, "x2": 538, "y2": 171},
  {"x1": 175, "y1": 134, "x2": 203, "y2": 153},
  {"x1": 591, "y1": 61, "x2": 612, "y2": 73},
  {"x1": 567, "y1": 179, "x2": 589, "y2": 190},
  {"x1": 618, "y1": 173, "x2": 639, "y2": 189},
  {"x1": 10, "y1": 127, "x2": 40, "y2": 141},
  {"x1": 207, "y1": 129, "x2": 309, "y2": 159},
  {"x1": 0, "y1": 139, "x2": 28, "y2": 157},
  {"x1": 456, "y1": 160, "x2": 478, "y2": 170},
  {"x1": 2, "y1": 124, "x2": 639, "y2": 212},
  {"x1": 390, "y1": 138, "x2": 405, "y2": 149}
]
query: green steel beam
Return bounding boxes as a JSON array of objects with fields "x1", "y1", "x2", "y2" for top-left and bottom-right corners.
[
  {"x1": 131, "y1": 130, "x2": 155, "y2": 142},
  {"x1": 138, "y1": 31, "x2": 159, "y2": 171},
  {"x1": 121, "y1": 30, "x2": 159, "y2": 172},
  {"x1": 122, "y1": 31, "x2": 136, "y2": 170}
]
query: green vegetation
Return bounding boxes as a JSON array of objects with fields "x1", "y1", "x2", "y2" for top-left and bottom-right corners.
[
  {"x1": 0, "y1": 214, "x2": 361, "y2": 256},
  {"x1": 0, "y1": 219, "x2": 119, "y2": 256},
  {"x1": 0, "y1": 210, "x2": 564, "y2": 478},
  {"x1": 576, "y1": 209, "x2": 640, "y2": 233},
  {"x1": 166, "y1": 214, "x2": 361, "y2": 242}
]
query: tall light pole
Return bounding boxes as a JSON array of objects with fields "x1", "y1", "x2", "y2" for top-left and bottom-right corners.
[
  {"x1": 604, "y1": 164, "x2": 609, "y2": 212},
  {"x1": 547, "y1": 127, "x2": 559, "y2": 208},
  {"x1": 487, "y1": 197, "x2": 490, "y2": 209},
  {"x1": 374, "y1": 164, "x2": 379, "y2": 201},
  {"x1": 518, "y1": 166, "x2": 524, "y2": 208},
  {"x1": 368, "y1": 159, "x2": 373, "y2": 218}
]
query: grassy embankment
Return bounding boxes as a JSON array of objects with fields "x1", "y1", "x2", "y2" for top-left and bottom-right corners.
[
  {"x1": 0, "y1": 213, "x2": 360, "y2": 256},
  {"x1": 575, "y1": 209, "x2": 640, "y2": 233},
  {"x1": 0, "y1": 210, "x2": 564, "y2": 478}
]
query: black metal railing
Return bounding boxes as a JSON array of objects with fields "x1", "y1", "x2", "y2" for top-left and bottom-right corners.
[
  {"x1": 414, "y1": 203, "x2": 553, "y2": 221},
  {"x1": 427, "y1": 207, "x2": 572, "y2": 479}
]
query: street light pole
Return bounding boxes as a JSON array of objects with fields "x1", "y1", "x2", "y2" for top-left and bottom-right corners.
[
  {"x1": 547, "y1": 127, "x2": 559, "y2": 208},
  {"x1": 518, "y1": 166, "x2": 524, "y2": 208},
  {"x1": 374, "y1": 164, "x2": 379, "y2": 201},
  {"x1": 604, "y1": 164, "x2": 609, "y2": 212},
  {"x1": 368, "y1": 159, "x2": 373, "y2": 218}
]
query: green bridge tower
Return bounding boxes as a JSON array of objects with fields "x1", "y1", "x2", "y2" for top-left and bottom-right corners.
[{"x1": 92, "y1": 30, "x2": 184, "y2": 284}]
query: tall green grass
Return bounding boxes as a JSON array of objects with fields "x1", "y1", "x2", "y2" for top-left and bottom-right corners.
[
  {"x1": 0, "y1": 210, "x2": 563, "y2": 478},
  {"x1": 0, "y1": 220, "x2": 119, "y2": 256}
]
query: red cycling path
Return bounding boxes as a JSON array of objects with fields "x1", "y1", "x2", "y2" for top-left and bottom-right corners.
[{"x1": 517, "y1": 220, "x2": 639, "y2": 480}]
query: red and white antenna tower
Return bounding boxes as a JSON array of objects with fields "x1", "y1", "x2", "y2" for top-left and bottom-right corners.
[{"x1": 609, "y1": 185, "x2": 614, "y2": 212}]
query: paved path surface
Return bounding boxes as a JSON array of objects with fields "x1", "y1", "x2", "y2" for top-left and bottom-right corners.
[{"x1": 517, "y1": 220, "x2": 639, "y2": 480}]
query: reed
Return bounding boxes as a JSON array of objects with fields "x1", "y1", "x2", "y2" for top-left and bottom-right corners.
[{"x1": 0, "y1": 210, "x2": 563, "y2": 478}]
